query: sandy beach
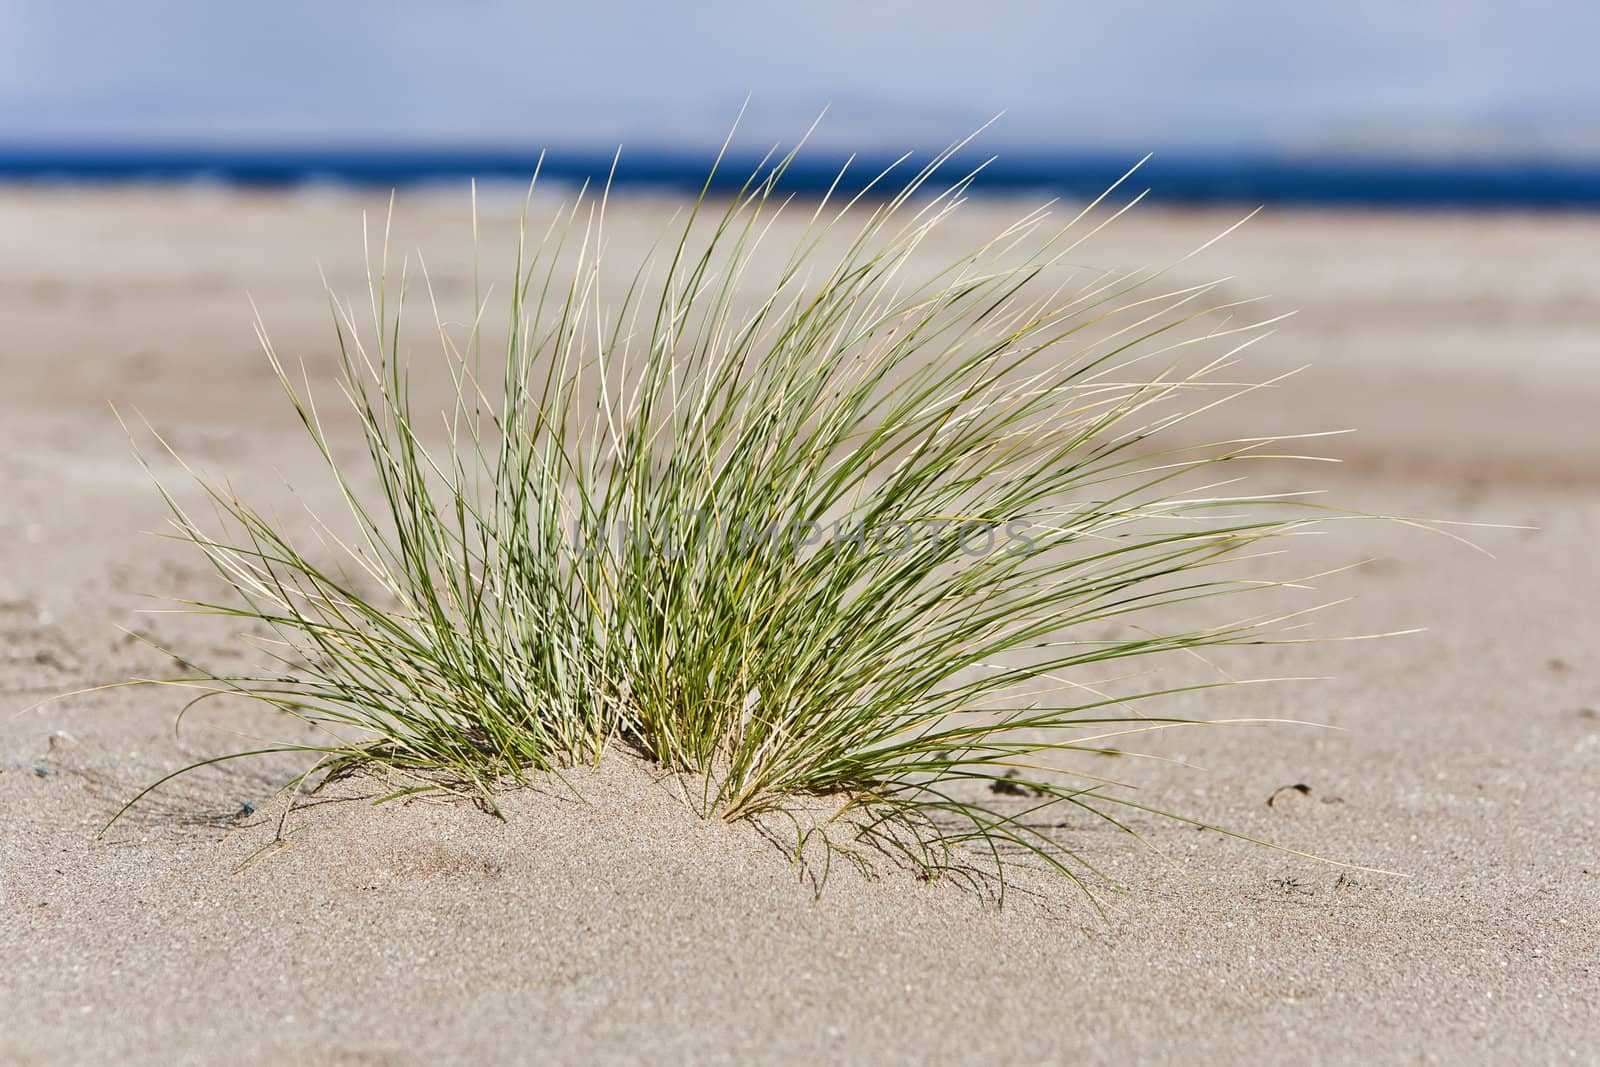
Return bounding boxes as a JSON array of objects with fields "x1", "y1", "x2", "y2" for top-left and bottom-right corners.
[{"x1": 1, "y1": 187, "x2": 1596, "y2": 1064}]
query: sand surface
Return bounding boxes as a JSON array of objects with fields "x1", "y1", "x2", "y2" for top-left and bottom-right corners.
[{"x1": 1, "y1": 187, "x2": 1596, "y2": 1064}]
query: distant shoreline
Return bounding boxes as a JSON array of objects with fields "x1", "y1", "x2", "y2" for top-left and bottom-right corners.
[{"x1": 4, "y1": 144, "x2": 1600, "y2": 208}]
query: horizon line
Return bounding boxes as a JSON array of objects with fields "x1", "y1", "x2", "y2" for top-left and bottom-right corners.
[{"x1": 4, "y1": 142, "x2": 1600, "y2": 208}]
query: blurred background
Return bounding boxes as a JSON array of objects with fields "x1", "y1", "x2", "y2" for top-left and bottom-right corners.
[
  {"x1": 2, "y1": 0, "x2": 1597, "y2": 487},
  {"x1": 4, "y1": 0, "x2": 1599, "y2": 203}
]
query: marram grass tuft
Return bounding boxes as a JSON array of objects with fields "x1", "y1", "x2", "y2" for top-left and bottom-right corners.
[{"x1": 115, "y1": 136, "x2": 1410, "y2": 896}]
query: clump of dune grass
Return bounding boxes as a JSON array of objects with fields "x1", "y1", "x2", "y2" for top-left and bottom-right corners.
[{"x1": 120, "y1": 132, "x2": 1385, "y2": 894}]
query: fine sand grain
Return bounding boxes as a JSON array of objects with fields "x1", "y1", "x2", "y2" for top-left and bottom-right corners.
[{"x1": 1, "y1": 187, "x2": 1596, "y2": 1064}]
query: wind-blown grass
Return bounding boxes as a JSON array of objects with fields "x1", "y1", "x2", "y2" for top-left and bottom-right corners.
[{"x1": 121, "y1": 134, "x2": 1384, "y2": 894}]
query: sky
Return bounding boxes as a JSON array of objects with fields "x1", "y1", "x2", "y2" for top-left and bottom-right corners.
[{"x1": 2, "y1": 1, "x2": 1597, "y2": 158}]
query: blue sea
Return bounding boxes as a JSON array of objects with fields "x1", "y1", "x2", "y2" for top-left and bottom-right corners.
[{"x1": 3, "y1": 146, "x2": 1599, "y2": 208}]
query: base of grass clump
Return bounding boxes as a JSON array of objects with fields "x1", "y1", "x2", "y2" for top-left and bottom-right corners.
[
  {"x1": 114, "y1": 131, "x2": 1388, "y2": 898},
  {"x1": 218, "y1": 745, "x2": 1090, "y2": 901}
]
